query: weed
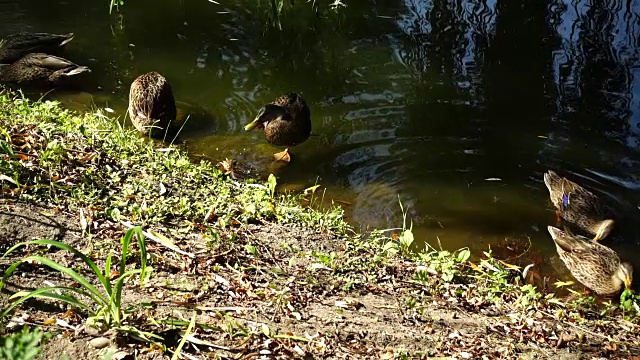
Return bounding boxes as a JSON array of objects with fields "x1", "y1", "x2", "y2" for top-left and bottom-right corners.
[
  {"x1": 0, "y1": 327, "x2": 43, "y2": 360},
  {"x1": 1, "y1": 227, "x2": 148, "y2": 332},
  {"x1": 620, "y1": 289, "x2": 640, "y2": 316}
]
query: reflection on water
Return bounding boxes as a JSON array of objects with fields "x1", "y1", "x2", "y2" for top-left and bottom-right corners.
[{"x1": 3, "y1": 0, "x2": 640, "y2": 285}]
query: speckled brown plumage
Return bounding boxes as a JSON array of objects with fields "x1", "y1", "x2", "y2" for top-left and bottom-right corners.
[
  {"x1": 244, "y1": 92, "x2": 311, "y2": 161},
  {"x1": 547, "y1": 226, "x2": 632, "y2": 295},
  {"x1": 264, "y1": 93, "x2": 311, "y2": 147},
  {"x1": 543, "y1": 170, "x2": 616, "y2": 241},
  {"x1": 0, "y1": 53, "x2": 90, "y2": 86},
  {"x1": 0, "y1": 32, "x2": 74, "y2": 64},
  {"x1": 127, "y1": 72, "x2": 177, "y2": 139}
]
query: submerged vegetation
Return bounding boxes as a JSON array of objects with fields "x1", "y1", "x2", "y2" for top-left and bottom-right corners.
[
  {"x1": 109, "y1": 0, "x2": 348, "y2": 27},
  {"x1": 0, "y1": 89, "x2": 640, "y2": 358}
]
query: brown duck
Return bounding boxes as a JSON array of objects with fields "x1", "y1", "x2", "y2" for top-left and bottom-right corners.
[
  {"x1": 244, "y1": 92, "x2": 311, "y2": 162},
  {"x1": 127, "y1": 72, "x2": 177, "y2": 139},
  {"x1": 547, "y1": 226, "x2": 632, "y2": 295},
  {"x1": 0, "y1": 53, "x2": 90, "y2": 87},
  {"x1": 543, "y1": 170, "x2": 616, "y2": 242},
  {"x1": 0, "y1": 32, "x2": 74, "y2": 64}
]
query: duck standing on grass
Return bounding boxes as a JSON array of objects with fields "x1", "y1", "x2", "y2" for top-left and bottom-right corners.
[
  {"x1": 244, "y1": 92, "x2": 311, "y2": 162},
  {"x1": 0, "y1": 53, "x2": 90, "y2": 87},
  {"x1": 547, "y1": 226, "x2": 632, "y2": 296},
  {"x1": 543, "y1": 170, "x2": 616, "y2": 242},
  {"x1": 128, "y1": 72, "x2": 178, "y2": 140},
  {"x1": 0, "y1": 32, "x2": 75, "y2": 64}
]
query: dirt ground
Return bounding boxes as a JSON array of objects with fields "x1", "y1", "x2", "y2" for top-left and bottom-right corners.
[{"x1": 1, "y1": 200, "x2": 638, "y2": 359}]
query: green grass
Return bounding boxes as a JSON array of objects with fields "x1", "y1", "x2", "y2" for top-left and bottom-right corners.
[{"x1": 0, "y1": 89, "x2": 346, "y2": 235}]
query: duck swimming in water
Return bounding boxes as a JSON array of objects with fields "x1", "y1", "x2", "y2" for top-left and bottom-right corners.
[
  {"x1": 244, "y1": 92, "x2": 311, "y2": 162},
  {"x1": 0, "y1": 53, "x2": 90, "y2": 87},
  {"x1": 543, "y1": 170, "x2": 616, "y2": 242},
  {"x1": 0, "y1": 32, "x2": 74, "y2": 64}
]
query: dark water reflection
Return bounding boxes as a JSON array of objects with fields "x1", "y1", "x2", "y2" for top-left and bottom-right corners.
[{"x1": 3, "y1": 0, "x2": 640, "y2": 285}]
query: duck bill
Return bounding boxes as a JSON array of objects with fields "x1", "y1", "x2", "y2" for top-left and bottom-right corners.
[
  {"x1": 625, "y1": 276, "x2": 632, "y2": 289},
  {"x1": 244, "y1": 118, "x2": 261, "y2": 131},
  {"x1": 593, "y1": 219, "x2": 615, "y2": 242}
]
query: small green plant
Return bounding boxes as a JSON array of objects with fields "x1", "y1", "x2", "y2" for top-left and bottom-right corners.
[
  {"x1": 312, "y1": 250, "x2": 337, "y2": 268},
  {"x1": 515, "y1": 284, "x2": 542, "y2": 308},
  {"x1": 267, "y1": 173, "x2": 277, "y2": 198},
  {"x1": 619, "y1": 289, "x2": 640, "y2": 315},
  {"x1": 406, "y1": 296, "x2": 417, "y2": 309},
  {"x1": 0, "y1": 227, "x2": 148, "y2": 330},
  {"x1": 382, "y1": 196, "x2": 415, "y2": 255},
  {"x1": 0, "y1": 327, "x2": 43, "y2": 360},
  {"x1": 245, "y1": 244, "x2": 258, "y2": 257}
]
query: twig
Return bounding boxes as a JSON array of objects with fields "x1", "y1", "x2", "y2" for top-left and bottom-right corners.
[
  {"x1": 120, "y1": 221, "x2": 195, "y2": 258},
  {"x1": 169, "y1": 304, "x2": 257, "y2": 312}
]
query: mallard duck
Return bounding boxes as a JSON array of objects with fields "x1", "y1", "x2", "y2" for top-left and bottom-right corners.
[
  {"x1": 543, "y1": 170, "x2": 616, "y2": 241},
  {"x1": 0, "y1": 53, "x2": 90, "y2": 87},
  {"x1": 244, "y1": 92, "x2": 311, "y2": 162},
  {"x1": 547, "y1": 226, "x2": 632, "y2": 295},
  {"x1": 0, "y1": 32, "x2": 74, "y2": 64},
  {"x1": 128, "y1": 72, "x2": 178, "y2": 140}
]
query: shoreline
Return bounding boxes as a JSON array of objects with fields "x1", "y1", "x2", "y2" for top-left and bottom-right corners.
[{"x1": 0, "y1": 88, "x2": 639, "y2": 359}]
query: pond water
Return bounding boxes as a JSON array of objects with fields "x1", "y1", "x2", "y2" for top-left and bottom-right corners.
[{"x1": 3, "y1": 0, "x2": 640, "y2": 287}]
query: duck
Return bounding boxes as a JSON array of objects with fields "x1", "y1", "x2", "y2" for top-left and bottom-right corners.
[
  {"x1": 0, "y1": 53, "x2": 90, "y2": 87},
  {"x1": 127, "y1": 72, "x2": 178, "y2": 140},
  {"x1": 547, "y1": 226, "x2": 632, "y2": 295},
  {"x1": 0, "y1": 32, "x2": 75, "y2": 64},
  {"x1": 543, "y1": 170, "x2": 616, "y2": 242},
  {"x1": 244, "y1": 92, "x2": 311, "y2": 162}
]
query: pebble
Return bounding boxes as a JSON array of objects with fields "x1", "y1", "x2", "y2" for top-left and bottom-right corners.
[{"x1": 89, "y1": 337, "x2": 110, "y2": 349}]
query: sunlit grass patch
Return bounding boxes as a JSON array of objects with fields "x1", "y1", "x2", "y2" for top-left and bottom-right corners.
[{"x1": 0, "y1": 88, "x2": 346, "y2": 233}]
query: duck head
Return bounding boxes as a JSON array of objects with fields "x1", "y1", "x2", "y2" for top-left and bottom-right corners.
[{"x1": 244, "y1": 104, "x2": 287, "y2": 131}]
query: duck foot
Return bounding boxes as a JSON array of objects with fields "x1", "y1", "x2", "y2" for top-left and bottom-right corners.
[{"x1": 274, "y1": 148, "x2": 291, "y2": 162}]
